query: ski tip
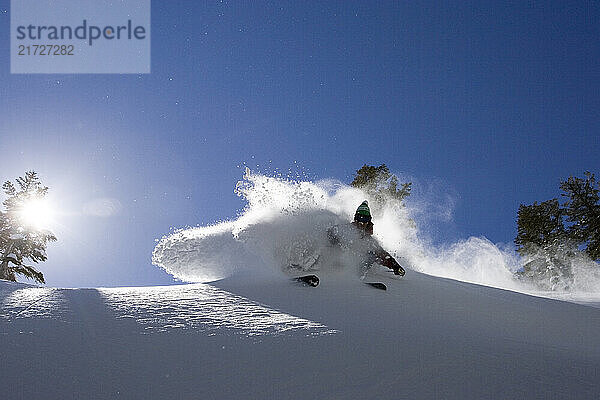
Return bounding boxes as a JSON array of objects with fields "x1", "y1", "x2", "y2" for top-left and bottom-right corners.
[
  {"x1": 293, "y1": 274, "x2": 320, "y2": 287},
  {"x1": 365, "y1": 282, "x2": 387, "y2": 290}
]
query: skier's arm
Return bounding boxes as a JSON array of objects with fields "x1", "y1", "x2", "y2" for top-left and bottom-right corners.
[
  {"x1": 372, "y1": 245, "x2": 405, "y2": 275},
  {"x1": 374, "y1": 248, "x2": 395, "y2": 267}
]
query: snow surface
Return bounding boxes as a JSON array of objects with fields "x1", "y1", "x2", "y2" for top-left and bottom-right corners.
[
  {"x1": 2, "y1": 271, "x2": 600, "y2": 399},
  {"x1": 3, "y1": 171, "x2": 600, "y2": 399}
]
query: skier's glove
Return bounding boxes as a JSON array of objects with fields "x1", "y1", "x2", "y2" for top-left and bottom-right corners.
[
  {"x1": 384, "y1": 256, "x2": 405, "y2": 276},
  {"x1": 381, "y1": 255, "x2": 395, "y2": 268}
]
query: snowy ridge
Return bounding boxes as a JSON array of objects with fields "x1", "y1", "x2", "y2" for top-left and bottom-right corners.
[
  {"x1": 0, "y1": 281, "x2": 336, "y2": 337},
  {"x1": 1, "y1": 287, "x2": 68, "y2": 321},
  {"x1": 99, "y1": 283, "x2": 337, "y2": 336}
]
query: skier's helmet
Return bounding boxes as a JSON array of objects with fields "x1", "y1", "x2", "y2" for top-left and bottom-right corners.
[{"x1": 354, "y1": 200, "x2": 372, "y2": 223}]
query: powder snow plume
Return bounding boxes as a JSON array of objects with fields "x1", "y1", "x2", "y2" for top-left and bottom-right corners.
[{"x1": 152, "y1": 169, "x2": 600, "y2": 298}]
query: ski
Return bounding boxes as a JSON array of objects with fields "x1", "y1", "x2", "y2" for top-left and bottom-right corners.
[
  {"x1": 364, "y1": 282, "x2": 387, "y2": 290},
  {"x1": 293, "y1": 274, "x2": 320, "y2": 287}
]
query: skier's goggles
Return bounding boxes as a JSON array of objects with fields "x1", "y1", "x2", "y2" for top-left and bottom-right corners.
[{"x1": 354, "y1": 214, "x2": 371, "y2": 223}]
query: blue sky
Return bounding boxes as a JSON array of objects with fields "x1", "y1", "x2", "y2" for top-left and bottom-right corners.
[{"x1": 1, "y1": 1, "x2": 598, "y2": 287}]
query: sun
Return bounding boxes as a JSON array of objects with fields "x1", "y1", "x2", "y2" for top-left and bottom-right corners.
[{"x1": 18, "y1": 198, "x2": 55, "y2": 230}]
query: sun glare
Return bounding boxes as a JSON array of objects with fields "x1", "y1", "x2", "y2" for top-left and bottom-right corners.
[{"x1": 19, "y1": 198, "x2": 55, "y2": 230}]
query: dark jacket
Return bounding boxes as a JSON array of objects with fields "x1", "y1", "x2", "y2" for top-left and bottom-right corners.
[{"x1": 326, "y1": 222, "x2": 401, "y2": 272}]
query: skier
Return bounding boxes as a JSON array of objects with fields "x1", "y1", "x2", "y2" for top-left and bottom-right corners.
[{"x1": 327, "y1": 200, "x2": 405, "y2": 276}]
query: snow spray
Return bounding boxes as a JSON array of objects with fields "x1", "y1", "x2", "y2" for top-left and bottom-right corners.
[{"x1": 152, "y1": 169, "x2": 600, "y2": 298}]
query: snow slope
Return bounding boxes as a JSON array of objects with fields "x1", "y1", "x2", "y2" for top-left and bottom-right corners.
[
  {"x1": 3, "y1": 171, "x2": 600, "y2": 399},
  {"x1": 2, "y1": 270, "x2": 600, "y2": 400}
]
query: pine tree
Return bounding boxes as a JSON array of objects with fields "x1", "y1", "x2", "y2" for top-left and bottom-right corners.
[
  {"x1": 515, "y1": 199, "x2": 572, "y2": 288},
  {"x1": 515, "y1": 199, "x2": 566, "y2": 254},
  {"x1": 560, "y1": 172, "x2": 600, "y2": 260},
  {"x1": 514, "y1": 172, "x2": 600, "y2": 289},
  {"x1": 350, "y1": 164, "x2": 411, "y2": 208},
  {"x1": 0, "y1": 171, "x2": 56, "y2": 284}
]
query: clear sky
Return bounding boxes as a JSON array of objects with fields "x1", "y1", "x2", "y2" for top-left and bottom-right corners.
[{"x1": 1, "y1": 1, "x2": 598, "y2": 287}]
